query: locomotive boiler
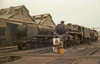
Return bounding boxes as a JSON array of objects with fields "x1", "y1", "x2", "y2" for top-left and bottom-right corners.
[{"x1": 16, "y1": 23, "x2": 54, "y2": 49}]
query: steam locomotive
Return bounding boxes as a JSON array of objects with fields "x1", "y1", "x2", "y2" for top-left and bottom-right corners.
[
  {"x1": 54, "y1": 21, "x2": 98, "y2": 48},
  {"x1": 16, "y1": 21, "x2": 98, "y2": 49},
  {"x1": 16, "y1": 23, "x2": 54, "y2": 49}
]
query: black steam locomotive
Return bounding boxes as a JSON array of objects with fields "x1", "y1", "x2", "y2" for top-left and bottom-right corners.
[
  {"x1": 16, "y1": 21, "x2": 98, "y2": 49},
  {"x1": 16, "y1": 23, "x2": 54, "y2": 49},
  {"x1": 54, "y1": 21, "x2": 98, "y2": 48}
]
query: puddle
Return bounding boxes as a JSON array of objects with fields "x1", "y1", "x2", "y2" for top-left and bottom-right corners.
[{"x1": 0, "y1": 56, "x2": 21, "y2": 64}]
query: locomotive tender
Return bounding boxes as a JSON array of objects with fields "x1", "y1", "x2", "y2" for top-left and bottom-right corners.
[
  {"x1": 54, "y1": 21, "x2": 98, "y2": 48},
  {"x1": 16, "y1": 23, "x2": 54, "y2": 49}
]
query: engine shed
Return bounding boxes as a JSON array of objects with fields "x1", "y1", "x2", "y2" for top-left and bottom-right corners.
[{"x1": 0, "y1": 5, "x2": 34, "y2": 46}]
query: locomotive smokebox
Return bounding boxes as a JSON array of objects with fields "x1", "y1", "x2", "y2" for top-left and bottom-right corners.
[{"x1": 55, "y1": 21, "x2": 66, "y2": 35}]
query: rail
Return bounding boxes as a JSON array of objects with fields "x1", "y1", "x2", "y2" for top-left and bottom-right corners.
[{"x1": 72, "y1": 47, "x2": 100, "y2": 64}]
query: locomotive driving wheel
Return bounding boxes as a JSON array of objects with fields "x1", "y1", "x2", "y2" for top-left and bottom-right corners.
[{"x1": 18, "y1": 41, "x2": 26, "y2": 50}]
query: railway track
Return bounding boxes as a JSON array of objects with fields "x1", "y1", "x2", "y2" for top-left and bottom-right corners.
[
  {"x1": 1, "y1": 41, "x2": 100, "y2": 64},
  {"x1": 0, "y1": 46, "x2": 53, "y2": 53},
  {"x1": 0, "y1": 46, "x2": 52, "y2": 64},
  {"x1": 72, "y1": 47, "x2": 100, "y2": 64},
  {"x1": 0, "y1": 46, "x2": 18, "y2": 52},
  {"x1": 48, "y1": 47, "x2": 100, "y2": 64}
]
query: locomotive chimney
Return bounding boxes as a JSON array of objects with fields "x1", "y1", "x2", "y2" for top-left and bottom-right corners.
[{"x1": 61, "y1": 21, "x2": 64, "y2": 24}]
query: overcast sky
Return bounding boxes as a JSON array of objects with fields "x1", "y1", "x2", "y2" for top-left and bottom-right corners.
[{"x1": 0, "y1": 0, "x2": 100, "y2": 30}]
